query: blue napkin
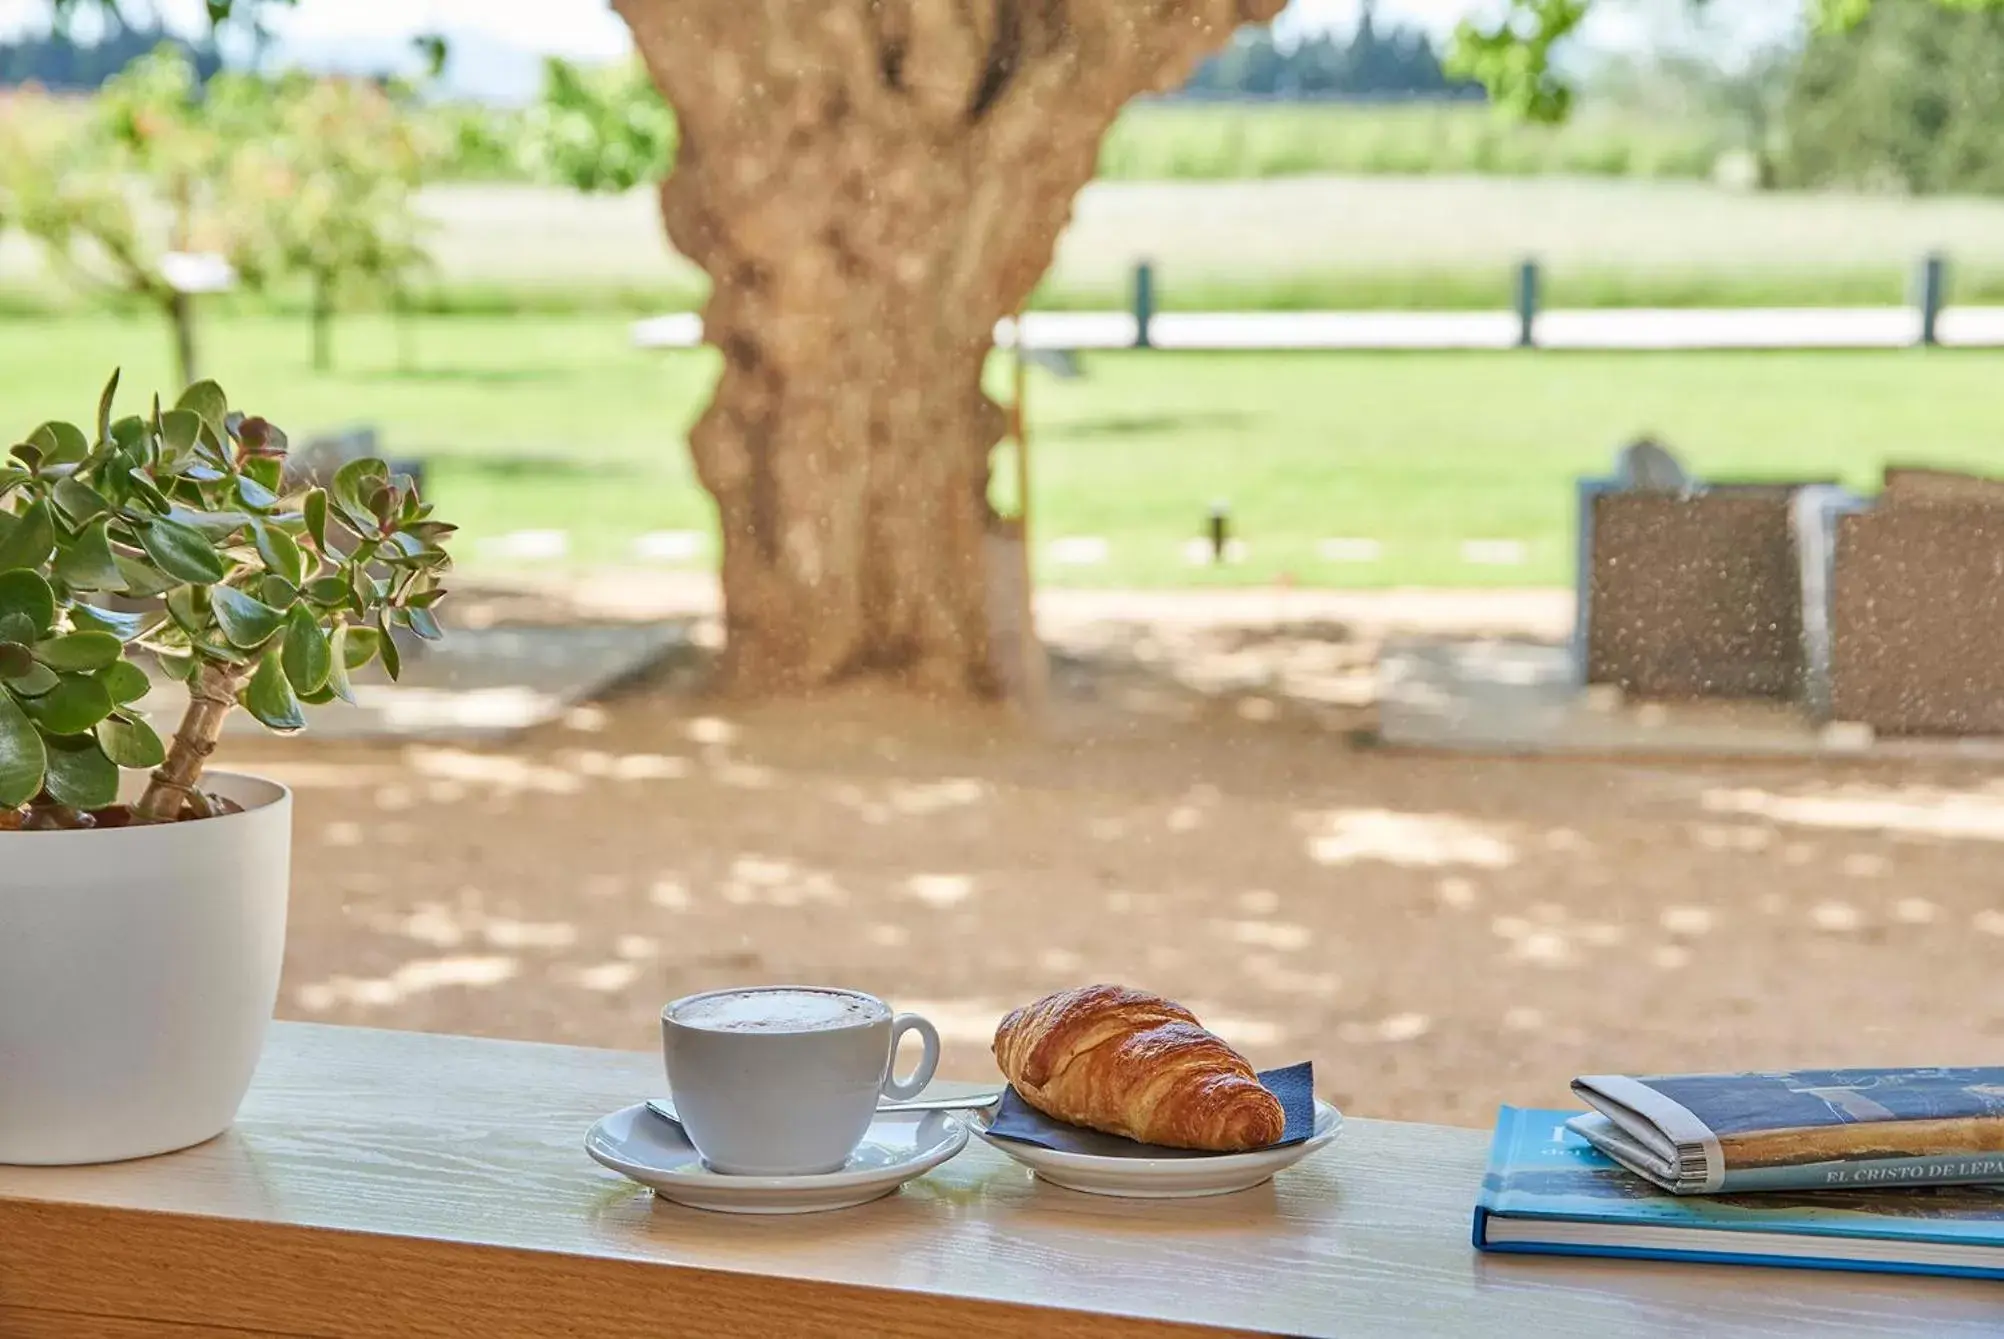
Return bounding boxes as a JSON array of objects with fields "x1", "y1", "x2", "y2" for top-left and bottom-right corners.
[{"x1": 984, "y1": 1062, "x2": 1315, "y2": 1158}]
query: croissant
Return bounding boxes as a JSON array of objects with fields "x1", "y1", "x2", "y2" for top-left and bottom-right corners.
[{"x1": 992, "y1": 984, "x2": 1285, "y2": 1151}]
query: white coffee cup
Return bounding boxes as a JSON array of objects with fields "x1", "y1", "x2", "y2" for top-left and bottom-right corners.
[{"x1": 661, "y1": 985, "x2": 941, "y2": 1176}]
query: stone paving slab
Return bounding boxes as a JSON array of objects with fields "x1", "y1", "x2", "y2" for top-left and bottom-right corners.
[{"x1": 134, "y1": 623, "x2": 688, "y2": 743}]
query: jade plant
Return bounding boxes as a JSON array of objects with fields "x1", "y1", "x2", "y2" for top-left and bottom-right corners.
[{"x1": 0, "y1": 371, "x2": 452, "y2": 828}]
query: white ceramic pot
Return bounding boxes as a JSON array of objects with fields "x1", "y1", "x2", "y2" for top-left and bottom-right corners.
[{"x1": 0, "y1": 772, "x2": 291, "y2": 1165}]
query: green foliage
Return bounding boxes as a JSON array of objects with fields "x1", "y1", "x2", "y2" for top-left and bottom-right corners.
[
  {"x1": 1097, "y1": 102, "x2": 1718, "y2": 183},
  {"x1": 521, "y1": 58, "x2": 676, "y2": 194},
  {"x1": 0, "y1": 47, "x2": 439, "y2": 378},
  {"x1": 0, "y1": 370, "x2": 454, "y2": 811},
  {"x1": 1447, "y1": 0, "x2": 1588, "y2": 123},
  {"x1": 235, "y1": 71, "x2": 440, "y2": 364},
  {"x1": 0, "y1": 48, "x2": 268, "y2": 310},
  {"x1": 1780, "y1": 0, "x2": 2004, "y2": 194},
  {"x1": 1448, "y1": 0, "x2": 2004, "y2": 125}
]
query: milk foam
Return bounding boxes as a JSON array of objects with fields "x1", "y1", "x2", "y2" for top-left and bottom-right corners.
[{"x1": 674, "y1": 988, "x2": 884, "y2": 1033}]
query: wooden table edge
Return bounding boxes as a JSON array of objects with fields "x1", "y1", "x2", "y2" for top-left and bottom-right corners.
[{"x1": 4, "y1": 1194, "x2": 1265, "y2": 1339}]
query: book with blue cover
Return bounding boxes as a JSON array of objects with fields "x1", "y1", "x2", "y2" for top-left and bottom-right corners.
[{"x1": 1474, "y1": 1106, "x2": 2004, "y2": 1280}]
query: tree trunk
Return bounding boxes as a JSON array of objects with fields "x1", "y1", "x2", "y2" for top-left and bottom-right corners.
[
  {"x1": 310, "y1": 271, "x2": 334, "y2": 373},
  {"x1": 616, "y1": 0, "x2": 1279, "y2": 698},
  {"x1": 167, "y1": 291, "x2": 198, "y2": 389}
]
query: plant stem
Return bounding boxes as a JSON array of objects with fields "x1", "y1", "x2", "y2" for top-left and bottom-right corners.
[{"x1": 135, "y1": 661, "x2": 244, "y2": 823}]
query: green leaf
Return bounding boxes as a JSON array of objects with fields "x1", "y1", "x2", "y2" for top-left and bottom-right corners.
[
  {"x1": 340, "y1": 623, "x2": 380, "y2": 670},
  {"x1": 165, "y1": 506, "x2": 253, "y2": 538},
  {"x1": 52, "y1": 477, "x2": 113, "y2": 527},
  {"x1": 5, "y1": 660, "x2": 58, "y2": 697},
  {"x1": 125, "y1": 467, "x2": 172, "y2": 512},
  {"x1": 97, "y1": 659, "x2": 152, "y2": 704},
  {"x1": 0, "y1": 465, "x2": 31, "y2": 500},
  {"x1": 0, "y1": 500, "x2": 55, "y2": 572},
  {"x1": 174, "y1": 380, "x2": 228, "y2": 433},
  {"x1": 325, "y1": 624, "x2": 357, "y2": 703},
  {"x1": 0, "y1": 613, "x2": 33, "y2": 647},
  {"x1": 96, "y1": 713, "x2": 165, "y2": 769},
  {"x1": 332, "y1": 457, "x2": 389, "y2": 530},
  {"x1": 156, "y1": 650, "x2": 197, "y2": 683},
  {"x1": 140, "y1": 516, "x2": 227, "y2": 584},
  {"x1": 43, "y1": 733, "x2": 118, "y2": 809},
  {"x1": 405, "y1": 606, "x2": 443, "y2": 641},
  {"x1": 239, "y1": 652, "x2": 305, "y2": 732},
  {"x1": 158, "y1": 409, "x2": 203, "y2": 465},
  {"x1": 109, "y1": 415, "x2": 147, "y2": 456},
  {"x1": 244, "y1": 456, "x2": 283, "y2": 496},
  {"x1": 304, "y1": 488, "x2": 329, "y2": 552},
  {"x1": 31, "y1": 631, "x2": 121, "y2": 672},
  {"x1": 53, "y1": 520, "x2": 126, "y2": 593},
  {"x1": 190, "y1": 635, "x2": 249, "y2": 666},
  {"x1": 0, "y1": 690, "x2": 47, "y2": 807},
  {"x1": 252, "y1": 521, "x2": 305, "y2": 587},
  {"x1": 281, "y1": 604, "x2": 332, "y2": 695},
  {"x1": 261, "y1": 575, "x2": 300, "y2": 608},
  {"x1": 377, "y1": 612, "x2": 402, "y2": 680},
  {"x1": 28, "y1": 421, "x2": 90, "y2": 468},
  {"x1": 236, "y1": 474, "x2": 281, "y2": 512},
  {"x1": 384, "y1": 531, "x2": 428, "y2": 559},
  {"x1": 0, "y1": 570, "x2": 56, "y2": 637},
  {"x1": 211, "y1": 585, "x2": 285, "y2": 649},
  {"x1": 0, "y1": 643, "x2": 28, "y2": 678},
  {"x1": 71, "y1": 603, "x2": 150, "y2": 643},
  {"x1": 22, "y1": 673, "x2": 114, "y2": 735},
  {"x1": 166, "y1": 585, "x2": 208, "y2": 638},
  {"x1": 113, "y1": 553, "x2": 181, "y2": 599},
  {"x1": 304, "y1": 575, "x2": 350, "y2": 607},
  {"x1": 97, "y1": 369, "x2": 120, "y2": 444}
]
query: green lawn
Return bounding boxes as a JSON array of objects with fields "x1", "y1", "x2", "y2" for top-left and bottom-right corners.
[{"x1": 3, "y1": 312, "x2": 2001, "y2": 588}]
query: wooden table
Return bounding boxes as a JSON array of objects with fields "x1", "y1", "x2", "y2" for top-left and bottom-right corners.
[{"x1": 1, "y1": 1024, "x2": 1997, "y2": 1337}]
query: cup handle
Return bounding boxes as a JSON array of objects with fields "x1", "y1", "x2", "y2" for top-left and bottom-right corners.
[{"x1": 881, "y1": 1013, "x2": 941, "y2": 1100}]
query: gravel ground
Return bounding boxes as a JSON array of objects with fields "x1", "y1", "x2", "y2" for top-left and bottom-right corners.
[{"x1": 229, "y1": 587, "x2": 2004, "y2": 1129}]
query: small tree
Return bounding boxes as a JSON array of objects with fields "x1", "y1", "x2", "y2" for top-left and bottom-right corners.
[
  {"x1": 0, "y1": 371, "x2": 454, "y2": 828},
  {"x1": 0, "y1": 47, "x2": 267, "y2": 387},
  {"x1": 246, "y1": 72, "x2": 437, "y2": 371}
]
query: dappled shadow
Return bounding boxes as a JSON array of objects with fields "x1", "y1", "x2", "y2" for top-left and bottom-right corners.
[
  {"x1": 448, "y1": 454, "x2": 648, "y2": 479},
  {"x1": 1044, "y1": 616, "x2": 1376, "y2": 740},
  {"x1": 232, "y1": 578, "x2": 2004, "y2": 1124},
  {"x1": 360, "y1": 366, "x2": 563, "y2": 386},
  {"x1": 1058, "y1": 410, "x2": 1250, "y2": 439}
]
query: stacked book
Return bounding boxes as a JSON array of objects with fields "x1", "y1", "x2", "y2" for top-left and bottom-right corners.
[{"x1": 1474, "y1": 1067, "x2": 2004, "y2": 1280}]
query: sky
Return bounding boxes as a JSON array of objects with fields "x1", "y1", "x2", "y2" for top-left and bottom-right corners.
[{"x1": 0, "y1": 0, "x2": 1810, "y2": 97}]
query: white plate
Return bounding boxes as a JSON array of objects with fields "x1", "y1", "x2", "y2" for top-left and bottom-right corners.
[
  {"x1": 972, "y1": 1101, "x2": 1344, "y2": 1198},
  {"x1": 585, "y1": 1103, "x2": 969, "y2": 1214}
]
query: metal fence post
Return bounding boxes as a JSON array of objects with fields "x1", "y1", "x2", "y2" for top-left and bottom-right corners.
[
  {"x1": 1133, "y1": 261, "x2": 1155, "y2": 350},
  {"x1": 1515, "y1": 260, "x2": 1540, "y2": 349},
  {"x1": 1915, "y1": 252, "x2": 1947, "y2": 348}
]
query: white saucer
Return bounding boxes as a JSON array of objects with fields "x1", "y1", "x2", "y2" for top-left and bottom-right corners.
[
  {"x1": 972, "y1": 1101, "x2": 1344, "y2": 1198},
  {"x1": 585, "y1": 1103, "x2": 969, "y2": 1214}
]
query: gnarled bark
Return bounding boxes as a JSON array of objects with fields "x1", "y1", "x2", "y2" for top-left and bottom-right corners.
[{"x1": 617, "y1": 0, "x2": 1282, "y2": 697}]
